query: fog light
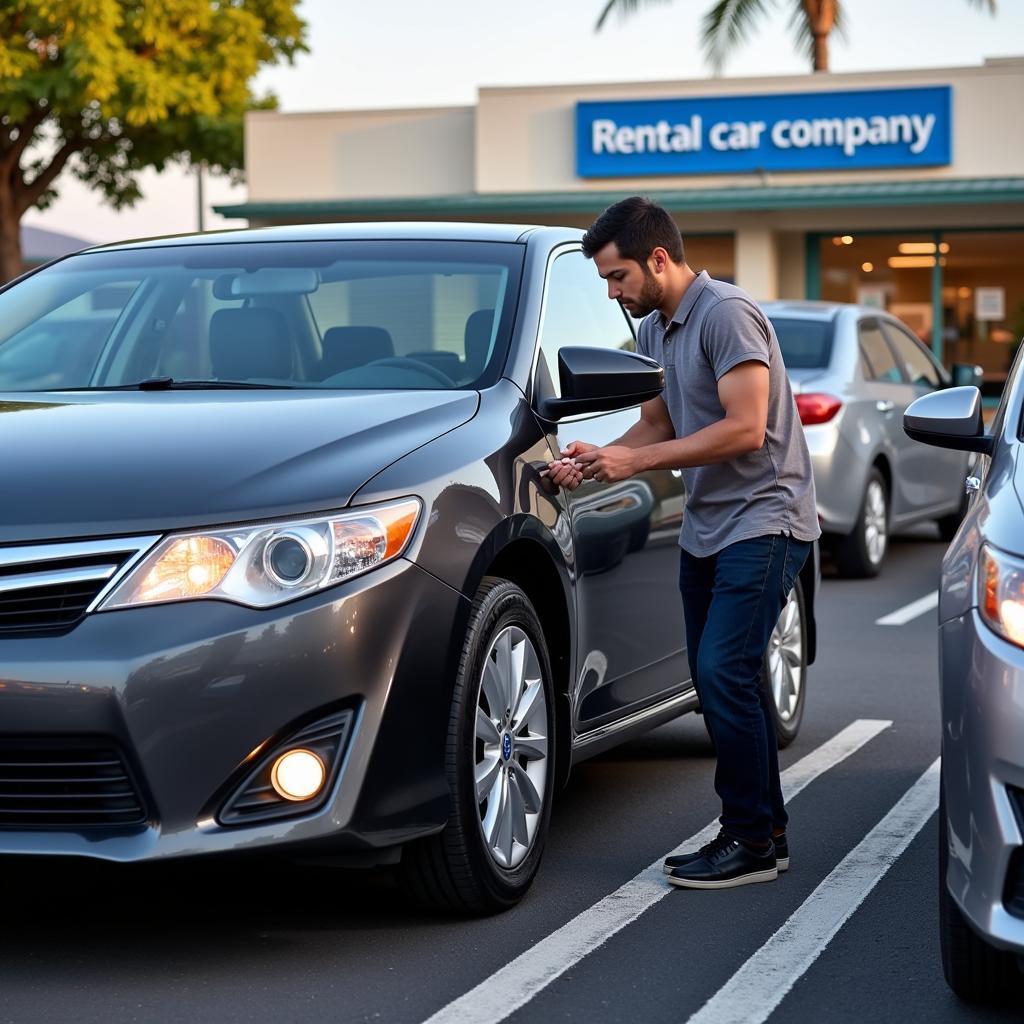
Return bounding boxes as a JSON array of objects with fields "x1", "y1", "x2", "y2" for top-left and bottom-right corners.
[{"x1": 270, "y1": 749, "x2": 326, "y2": 801}]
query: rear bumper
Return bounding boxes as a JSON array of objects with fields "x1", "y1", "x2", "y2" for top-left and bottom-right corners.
[
  {"x1": 0, "y1": 558, "x2": 468, "y2": 863},
  {"x1": 940, "y1": 609, "x2": 1024, "y2": 954},
  {"x1": 803, "y1": 420, "x2": 867, "y2": 536}
]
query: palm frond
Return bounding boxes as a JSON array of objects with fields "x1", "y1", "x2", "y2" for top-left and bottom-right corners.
[
  {"x1": 595, "y1": 0, "x2": 673, "y2": 32},
  {"x1": 701, "y1": 0, "x2": 776, "y2": 74}
]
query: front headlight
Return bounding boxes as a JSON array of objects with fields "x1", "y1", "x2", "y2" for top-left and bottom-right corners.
[
  {"x1": 99, "y1": 498, "x2": 421, "y2": 610},
  {"x1": 978, "y1": 544, "x2": 1024, "y2": 648}
]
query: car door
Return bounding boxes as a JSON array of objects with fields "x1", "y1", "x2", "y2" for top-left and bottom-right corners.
[
  {"x1": 856, "y1": 317, "x2": 920, "y2": 521},
  {"x1": 533, "y1": 248, "x2": 688, "y2": 734},
  {"x1": 882, "y1": 318, "x2": 969, "y2": 515}
]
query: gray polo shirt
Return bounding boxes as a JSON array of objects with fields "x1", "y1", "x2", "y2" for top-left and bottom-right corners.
[{"x1": 636, "y1": 271, "x2": 820, "y2": 557}]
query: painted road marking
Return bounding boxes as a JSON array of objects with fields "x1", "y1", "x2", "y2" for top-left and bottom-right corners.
[
  {"x1": 422, "y1": 719, "x2": 893, "y2": 1024},
  {"x1": 875, "y1": 590, "x2": 939, "y2": 626},
  {"x1": 686, "y1": 758, "x2": 940, "y2": 1024}
]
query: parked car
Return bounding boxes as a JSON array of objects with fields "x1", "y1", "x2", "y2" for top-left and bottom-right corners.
[
  {"x1": 904, "y1": 361, "x2": 1024, "y2": 1001},
  {"x1": 762, "y1": 301, "x2": 975, "y2": 577},
  {"x1": 0, "y1": 224, "x2": 817, "y2": 914}
]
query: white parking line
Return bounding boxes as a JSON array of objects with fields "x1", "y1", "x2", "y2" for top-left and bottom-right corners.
[
  {"x1": 422, "y1": 719, "x2": 892, "y2": 1024},
  {"x1": 686, "y1": 757, "x2": 940, "y2": 1024},
  {"x1": 875, "y1": 590, "x2": 939, "y2": 626}
]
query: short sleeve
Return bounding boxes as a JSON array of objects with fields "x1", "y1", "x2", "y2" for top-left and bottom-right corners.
[{"x1": 701, "y1": 298, "x2": 771, "y2": 381}]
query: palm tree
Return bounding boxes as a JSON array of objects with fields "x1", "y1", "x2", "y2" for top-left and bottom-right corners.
[{"x1": 595, "y1": 0, "x2": 997, "y2": 75}]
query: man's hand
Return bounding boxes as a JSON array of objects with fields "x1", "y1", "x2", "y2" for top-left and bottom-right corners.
[
  {"x1": 544, "y1": 441, "x2": 597, "y2": 491},
  {"x1": 575, "y1": 445, "x2": 640, "y2": 484}
]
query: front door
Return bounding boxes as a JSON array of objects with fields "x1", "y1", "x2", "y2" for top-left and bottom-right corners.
[{"x1": 533, "y1": 249, "x2": 688, "y2": 735}]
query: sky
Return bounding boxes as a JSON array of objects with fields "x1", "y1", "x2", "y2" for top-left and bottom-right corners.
[{"x1": 21, "y1": 0, "x2": 1024, "y2": 246}]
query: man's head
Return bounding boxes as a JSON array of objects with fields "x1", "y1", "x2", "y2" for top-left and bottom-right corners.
[{"x1": 582, "y1": 196, "x2": 687, "y2": 318}]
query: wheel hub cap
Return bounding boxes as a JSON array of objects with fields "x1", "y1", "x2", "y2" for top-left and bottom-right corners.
[
  {"x1": 768, "y1": 589, "x2": 803, "y2": 723},
  {"x1": 473, "y1": 626, "x2": 549, "y2": 870}
]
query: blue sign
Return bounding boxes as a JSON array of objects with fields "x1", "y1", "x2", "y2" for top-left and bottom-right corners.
[{"x1": 575, "y1": 86, "x2": 951, "y2": 177}]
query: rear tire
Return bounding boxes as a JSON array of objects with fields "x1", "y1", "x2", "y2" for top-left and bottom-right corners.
[
  {"x1": 939, "y1": 771, "x2": 1022, "y2": 1001},
  {"x1": 761, "y1": 579, "x2": 806, "y2": 749},
  {"x1": 833, "y1": 468, "x2": 888, "y2": 578},
  {"x1": 399, "y1": 578, "x2": 556, "y2": 915}
]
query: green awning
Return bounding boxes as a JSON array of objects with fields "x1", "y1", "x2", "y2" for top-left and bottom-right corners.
[{"x1": 214, "y1": 177, "x2": 1024, "y2": 220}]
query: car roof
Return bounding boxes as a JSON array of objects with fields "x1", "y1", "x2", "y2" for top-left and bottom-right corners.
[
  {"x1": 759, "y1": 300, "x2": 846, "y2": 321},
  {"x1": 86, "y1": 221, "x2": 567, "y2": 253}
]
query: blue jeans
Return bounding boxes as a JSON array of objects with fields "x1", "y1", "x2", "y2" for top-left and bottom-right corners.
[{"x1": 679, "y1": 534, "x2": 811, "y2": 845}]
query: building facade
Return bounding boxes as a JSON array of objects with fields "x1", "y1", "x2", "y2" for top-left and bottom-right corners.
[{"x1": 216, "y1": 57, "x2": 1024, "y2": 388}]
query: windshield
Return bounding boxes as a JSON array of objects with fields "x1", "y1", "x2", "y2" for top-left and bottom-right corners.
[
  {"x1": 768, "y1": 317, "x2": 834, "y2": 370},
  {"x1": 0, "y1": 239, "x2": 524, "y2": 392}
]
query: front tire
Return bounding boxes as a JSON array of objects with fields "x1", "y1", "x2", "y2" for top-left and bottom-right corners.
[
  {"x1": 832, "y1": 468, "x2": 888, "y2": 578},
  {"x1": 399, "y1": 578, "x2": 556, "y2": 915},
  {"x1": 762, "y1": 579, "x2": 806, "y2": 748}
]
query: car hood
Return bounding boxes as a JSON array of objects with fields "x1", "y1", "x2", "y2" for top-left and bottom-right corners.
[{"x1": 0, "y1": 389, "x2": 479, "y2": 543}]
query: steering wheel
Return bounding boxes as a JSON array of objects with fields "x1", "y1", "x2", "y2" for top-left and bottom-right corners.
[{"x1": 365, "y1": 356, "x2": 455, "y2": 386}]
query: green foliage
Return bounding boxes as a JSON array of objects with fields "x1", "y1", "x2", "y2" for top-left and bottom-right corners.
[{"x1": 0, "y1": 0, "x2": 306, "y2": 217}]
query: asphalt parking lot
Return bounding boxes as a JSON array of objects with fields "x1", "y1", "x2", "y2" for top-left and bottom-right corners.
[{"x1": 1, "y1": 527, "x2": 1020, "y2": 1024}]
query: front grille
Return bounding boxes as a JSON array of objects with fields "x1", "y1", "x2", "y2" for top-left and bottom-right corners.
[
  {"x1": 0, "y1": 536, "x2": 158, "y2": 637},
  {"x1": 0, "y1": 738, "x2": 147, "y2": 828}
]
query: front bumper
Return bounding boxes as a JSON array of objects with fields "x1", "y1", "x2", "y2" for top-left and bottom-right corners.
[
  {"x1": 0, "y1": 558, "x2": 468, "y2": 862},
  {"x1": 940, "y1": 608, "x2": 1024, "y2": 954}
]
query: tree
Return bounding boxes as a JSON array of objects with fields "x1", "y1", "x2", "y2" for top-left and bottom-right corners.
[
  {"x1": 596, "y1": 0, "x2": 996, "y2": 76},
  {"x1": 0, "y1": 1, "x2": 307, "y2": 281}
]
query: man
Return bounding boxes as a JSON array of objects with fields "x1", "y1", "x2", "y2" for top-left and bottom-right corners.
[{"x1": 547, "y1": 197, "x2": 819, "y2": 890}]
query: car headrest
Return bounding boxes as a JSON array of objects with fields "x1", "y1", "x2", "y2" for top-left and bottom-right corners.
[
  {"x1": 209, "y1": 308, "x2": 292, "y2": 380},
  {"x1": 464, "y1": 309, "x2": 495, "y2": 376},
  {"x1": 320, "y1": 326, "x2": 395, "y2": 377}
]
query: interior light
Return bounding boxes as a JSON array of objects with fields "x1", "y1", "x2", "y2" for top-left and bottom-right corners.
[
  {"x1": 898, "y1": 242, "x2": 938, "y2": 255},
  {"x1": 940, "y1": 242, "x2": 951, "y2": 254},
  {"x1": 888, "y1": 256, "x2": 946, "y2": 269},
  {"x1": 832, "y1": 236, "x2": 844, "y2": 246},
  {"x1": 271, "y1": 749, "x2": 326, "y2": 801},
  {"x1": 861, "y1": 262, "x2": 874, "y2": 273},
  {"x1": 958, "y1": 287, "x2": 972, "y2": 299},
  {"x1": 841, "y1": 235, "x2": 854, "y2": 245}
]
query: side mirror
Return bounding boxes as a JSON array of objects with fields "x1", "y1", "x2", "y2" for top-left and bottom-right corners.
[
  {"x1": 951, "y1": 362, "x2": 984, "y2": 389},
  {"x1": 903, "y1": 385, "x2": 993, "y2": 455},
  {"x1": 537, "y1": 347, "x2": 664, "y2": 421}
]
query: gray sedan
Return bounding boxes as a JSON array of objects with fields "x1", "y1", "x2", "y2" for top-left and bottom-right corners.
[
  {"x1": 762, "y1": 301, "x2": 973, "y2": 577},
  {"x1": 905, "y1": 361, "x2": 1024, "y2": 1002}
]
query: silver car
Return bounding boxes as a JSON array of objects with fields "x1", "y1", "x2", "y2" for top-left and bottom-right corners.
[
  {"x1": 762, "y1": 301, "x2": 972, "y2": 577},
  {"x1": 904, "y1": 358, "x2": 1024, "y2": 1001}
]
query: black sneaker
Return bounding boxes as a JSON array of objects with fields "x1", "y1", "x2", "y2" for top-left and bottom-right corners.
[
  {"x1": 663, "y1": 830, "x2": 789, "y2": 874},
  {"x1": 665, "y1": 832, "x2": 777, "y2": 890}
]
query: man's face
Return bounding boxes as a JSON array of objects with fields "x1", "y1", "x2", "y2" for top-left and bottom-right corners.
[{"x1": 592, "y1": 241, "x2": 665, "y2": 319}]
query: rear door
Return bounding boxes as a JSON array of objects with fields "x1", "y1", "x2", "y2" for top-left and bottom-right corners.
[{"x1": 533, "y1": 248, "x2": 688, "y2": 734}]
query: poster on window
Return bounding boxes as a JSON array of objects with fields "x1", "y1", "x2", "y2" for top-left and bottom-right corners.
[{"x1": 975, "y1": 287, "x2": 1005, "y2": 322}]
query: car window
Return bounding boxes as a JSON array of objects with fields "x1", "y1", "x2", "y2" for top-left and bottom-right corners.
[
  {"x1": 858, "y1": 320, "x2": 903, "y2": 384},
  {"x1": 882, "y1": 320, "x2": 944, "y2": 390},
  {"x1": 537, "y1": 249, "x2": 635, "y2": 397},
  {"x1": 0, "y1": 241, "x2": 524, "y2": 392},
  {"x1": 767, "y1": 317, "x2": 833, "y2": 369}
]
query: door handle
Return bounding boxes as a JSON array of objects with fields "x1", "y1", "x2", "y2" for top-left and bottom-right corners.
[
  {"x1": 876, "y1": 400, "x2": 895, "y2": 414},
  {"x1": 965, "y1": 475, "x2": 981, "y2": 495}
]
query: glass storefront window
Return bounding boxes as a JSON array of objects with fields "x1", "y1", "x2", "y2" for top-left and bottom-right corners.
[
  {"x1": 680, "y1": 233, "x2": 735, "y2": 284},
  {"x1": 818, "y1": 229, "x2": 1024, "y2": 395}
]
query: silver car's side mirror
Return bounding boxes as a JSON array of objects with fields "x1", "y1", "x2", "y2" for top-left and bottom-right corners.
[{"x1": 903, "y1": 385, "x2": 994, "y2": 455}]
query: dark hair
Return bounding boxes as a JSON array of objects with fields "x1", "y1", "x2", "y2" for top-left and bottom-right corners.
[{"x1": 581, "y1": 196, "x2": 684, "y2": 264}]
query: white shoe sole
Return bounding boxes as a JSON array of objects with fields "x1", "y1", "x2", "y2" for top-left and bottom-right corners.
[
  {"x1": 663, "y1": 857, "x2": 788, "y2": 874},
  {"x1": 666, "y1": 866, "x2": 778, "y2": 889}
]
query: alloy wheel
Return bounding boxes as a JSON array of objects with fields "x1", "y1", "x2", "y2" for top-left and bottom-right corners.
[
  {"x1": 864, "y1": 479, "x2": 888, "y2": 566},
  {"x1": 767, "y1": 588, "x2": 803, "y2": 722},
  {"x1": 473, "y1": 626, "x2": 549, "y2": 870}
]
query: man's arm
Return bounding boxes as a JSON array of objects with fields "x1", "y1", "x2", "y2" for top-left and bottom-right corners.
[{"x1": 575, "y1": 360, "x2": 769, "y2": 483}]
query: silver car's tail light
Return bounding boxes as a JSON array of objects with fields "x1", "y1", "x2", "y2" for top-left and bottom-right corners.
[
  {"x1": 795, "y1": 393, "x2": 842, "y2": 426},
  {"x1": 978, "y1": 545, "x2": 1024, "y2": 649},
  {"x1": 98, "y1": 498, "x2": 421, "y2": 611}
]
